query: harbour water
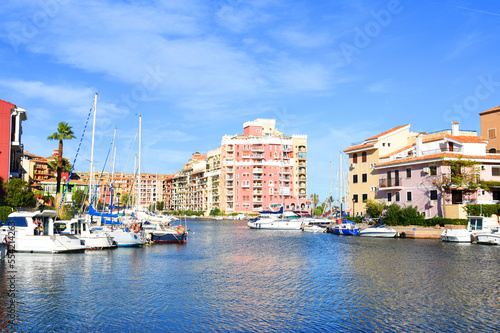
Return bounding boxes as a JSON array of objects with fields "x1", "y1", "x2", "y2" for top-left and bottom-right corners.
[{"x1": 1, "y1": 219, "x2": 499, "y2": 332}]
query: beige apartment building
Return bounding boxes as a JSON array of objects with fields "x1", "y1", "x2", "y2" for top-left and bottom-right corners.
[{"x1": 480, "y1": 105, "x2": 500, "y2": 153}]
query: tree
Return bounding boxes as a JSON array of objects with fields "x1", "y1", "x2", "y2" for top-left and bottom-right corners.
[
  {"x1": 5, "y1": 178, "x2": 35, "y2": 208},
  {"x1": 120, "y1": 193, "x2": 129, "y2": 207},
  {"x1": 431, "y1": 157, "x2": 481, "y2": 218},
  {"x1": 310, "y1": 193, "x2": 319, "y2": 214},
  {"x1": 72, "y1": 189, "x2": 85, "y2": 213},
  {"x1": 47, "y1": 122, "x2": 76, "y2": 194},
  {"x1": 365, "y1": 199, "x2": 386, "y2": 219}
]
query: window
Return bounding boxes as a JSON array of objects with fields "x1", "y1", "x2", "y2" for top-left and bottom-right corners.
[
  {"x1": 488, "y1": 128, "x2": 496, "y2": 139},
  {"x1": 353, "y1": 153, "x2": 358, "y2": 163},
  {"x1": 362, "y1": 174, "x2": 367, "y2": 183},
  {"x1": 353, "y1": 194, "x2": 358, "y2": 203},
  {"x1": 430, "y1": 165, "x2": 437, "y2": 176},
  {"x1": 407, "y1": 191, "x2": 412, "y2": 201},
  {"x1": 387, "y1": 193, "x2": 392, "y2": 202},
  {"x1": 430, "y1": 190, "x2": 438, "y2": 200},
  {"x1": 406, "y1": 168, "x2": 411, "y2": 178},
  {"x1": 362, "y1": 152, "x2": 367, "y2": 162},
  {"x1": 489, "y1": 148, "x2": 497, "y2": 154},
  {"x1": 353, "y1": 175, "x2": 358, "y2": 183},
  {"x1": 395, "y1": 192, "x2": 400, "y2": 202},
  {"x1": 493, "y1": 167, "x2": 500, "y2": 177},
  {"x1": 362, "y1": 193, "x2": 368, "y2": 202}
]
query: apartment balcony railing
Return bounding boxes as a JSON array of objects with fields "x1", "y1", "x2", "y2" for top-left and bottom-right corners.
[
  {"x1": 252, "y1": 154, "x2": 263, "y2": 159},
  {"x1": 253, "y1": 176, "x2": 262, "y2": 180},
  {"x1": 253, "y1": 190, "x2": 262, "y2": 194},
  {"x1": 252, "y1": 146, "x2": 264, "y2": 152},
  {"x1": 421, "y1": 147, "x2": 463, "y2": 156},
  {"x1": 253, "y1": 198, "x2": 263, "y2": 203},
  {"x1": 379, "y1": 177, "x2": 403, "y2": 189},
  {"x1": 253, "y1": 182, "x2": 263, "y2": 187},
  {"x1": 253, "y1": 168, "x2": 263, "y2": 173}
]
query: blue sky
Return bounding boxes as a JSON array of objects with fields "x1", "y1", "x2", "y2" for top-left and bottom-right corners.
[{"x1": 1, "y1": 0, "x2": 499, "y2": 203}]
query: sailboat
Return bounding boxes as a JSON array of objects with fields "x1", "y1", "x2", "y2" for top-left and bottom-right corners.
[{"x1": 85, "y1": 94, "x2": 144, "y2": 247}]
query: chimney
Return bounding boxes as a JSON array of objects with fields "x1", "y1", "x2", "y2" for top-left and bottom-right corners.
[
  {"x1": 451, "y1": 121, "x2": 459, "y2": 136},
  {"x1": 415, "y1": 134, "x2": 422, "y2": 157}
]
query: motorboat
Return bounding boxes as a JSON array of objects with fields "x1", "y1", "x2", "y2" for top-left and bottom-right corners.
[
  {"x1": 331, "y1": 220, "x2": 360, "y2": 235},
  {"x1": 359, "y1": 224, "x2": 398, "y2": 238},
  {"x1": 441, "y1": 216, "x2": 500, "y2": 243},
  {"x1": 0, "y1": 210, "x2": 85, "y2": 253},
  {"x1": 247, "y1": 209, "x2": 303, "y2": 230},
  {"x1": 54, "y1": 217, "x2": 117, "y2": 250},
  {"x1": 475, "y1": 227, "x2": 500, "y2": 245}
]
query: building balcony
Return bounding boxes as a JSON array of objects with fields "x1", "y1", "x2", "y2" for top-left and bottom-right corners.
[
  {"x1": 253, "y1": 182, "x2": 263, "y2": 187},
  {"x1": 252, "y1": 154, "x2": 263, "y2": 159},
  {"x1": 299, "y1": 183, "x2": 306, "y2": 188},
  {"x1": 242, "y1": 183, "x2": 250, "y2": 188},
  {"x1": 253, "y1": 168, "x2": 263, "y2": 173},
  {"x1": 379, "y1": 177, "x2": 403, "y2": 190},
  {"x1": 252, "y1": 146, "x2": 264, "y2": 152},
  {"x1": 253, "y1": 176, "x2": 262, "y2": 180},
  {"x1": 253, "y1": 190, "x2": 262, "y2": 195},
  {"x1": 253, "y1": 198, "x2": 263, "y2": 203}
]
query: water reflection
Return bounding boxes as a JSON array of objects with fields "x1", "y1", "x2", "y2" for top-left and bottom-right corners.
[{"x1": 0, "y1": 221, "x2": 499, "y2": 332}]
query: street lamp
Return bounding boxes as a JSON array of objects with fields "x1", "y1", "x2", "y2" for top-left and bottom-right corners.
[{"x1": 352, "y1": 196, "x2": 356, "y2": 219}]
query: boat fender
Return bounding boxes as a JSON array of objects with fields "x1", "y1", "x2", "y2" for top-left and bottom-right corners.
[
  {"x1": 400, "y1": 232, "x2": 406, "y2": 238},
  {"x1": 132, "y1": 223, "x2": 140, "y2": 233},
  {"x1": 176, "y1": 225, "x2": 185, "y2": 234}
]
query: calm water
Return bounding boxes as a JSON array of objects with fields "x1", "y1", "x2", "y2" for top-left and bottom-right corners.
[{"x1": 1, "y1": 219, "x2": 499, "y2": 332}]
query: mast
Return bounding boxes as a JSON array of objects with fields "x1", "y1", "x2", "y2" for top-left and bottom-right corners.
[
  {"x1": 89, "y1": 93, "x2": 98, "y2": 202},
  {"x1": 339, "y1": 151, "x2": 343, "y2": 217},
  {"x1": 137, "y1": 115, "x2": 142, "y2": 209}
]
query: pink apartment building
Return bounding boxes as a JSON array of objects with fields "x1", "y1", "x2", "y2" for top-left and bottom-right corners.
[
  {"x1": 219, "y1": 119, "x2": 311, "y2": 214},
  {"x1": 374, "y1": 122, "x2": 500, "y2": 218},
  {"x1": 0, "y1": 99, "x2": 27, "y2": 182}
]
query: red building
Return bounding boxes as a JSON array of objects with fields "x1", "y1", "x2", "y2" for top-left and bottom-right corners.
[{"x1": 0, "y1": 99, "x2": 27, "y2": 182}]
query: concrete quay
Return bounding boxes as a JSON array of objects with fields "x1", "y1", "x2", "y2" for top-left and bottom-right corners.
[{"x1": 360, "y1": 224, "x2": 465, "y2": 239}]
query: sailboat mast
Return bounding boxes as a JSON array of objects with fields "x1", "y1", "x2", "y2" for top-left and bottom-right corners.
[
  {"x1": 339, "y1": 151, "x2": 343, "y2": 217},
  {"x1": 138, "y1": 115, "x2": 142, "y2": 209},
  {"x1": 90, "y1": 93, "x2": 98, "y2": 203}
]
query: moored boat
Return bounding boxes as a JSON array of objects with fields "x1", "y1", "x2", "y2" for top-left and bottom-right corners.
[
  {"x1": 331, "y1": 220, "x2": 360, "y2": 235},
  {"x1": 55, "y1": 217, "x2": 117, "y2": 250},
  {"x1": 0, "y1": 210, "x2": 85, "y2": 253},
  {"x1": 151, "y1": 223, "x2": 188, "y2": 243},
  {"x1": 441, "y1": 216, "x2": 500, "y2": 243},
  {"x1": 302, "y1": 224, "x2": 327, "y2": 233},
  {"x1": 359, "y1": 224, "x2": 398, "y2": 238}
]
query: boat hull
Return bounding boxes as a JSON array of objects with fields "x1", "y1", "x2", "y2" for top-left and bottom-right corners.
[
  {"x1": 247, "y1": 219, "x2": 302, "y2": 230},
  {"x1": 441, "y1": 229, "x2": 472, "y2": 243},
  {"x1": 82, "y1": 235, "x2": 117, "y2": 250},
  {"x1": 475, "y1": 232, "x2": 500, "y2": 245},
  {"x1": 108, "y1": 231, "x2": 144, "y2": 247},
  {"x1": 13, "y1": 235, "x2": 86, "y2": 253},
  {"x1": 151, "y1": 233, "x2": 187, "y2": 243},
  {"x1": 359, "y1": 231, "x2": 397, "y2": 238}
]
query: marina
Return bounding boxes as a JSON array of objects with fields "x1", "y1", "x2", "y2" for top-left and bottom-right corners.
[{"x1": 1, "y1": 219, "x2": 499, "y2": 332}]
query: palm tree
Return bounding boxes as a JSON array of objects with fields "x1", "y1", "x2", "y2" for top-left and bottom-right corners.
[
  {"x1": 47, "y1": 122, "x2": 76, "y2": 194},
  {"x1": 310, "y1": 193, "x2": 319, "y2": 214}
]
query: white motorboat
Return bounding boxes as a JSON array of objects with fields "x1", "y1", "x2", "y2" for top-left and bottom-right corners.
[
  {"x1": 0, "y1": 231, "x2": 8, "y2": 260},
  {"x1": 55, "y1": 217, "x2": 117, "y2": 250},
  {"x1": 91, "y1": 225, "x2": 145, "y2": 247},
  {"x1": 441, "y1": 216, "x2": 500, "y2": 243},
  {"x1": 359, "y1": 224, "x2": 398, "y2": 238},
  {"x1": 475, "y1": 227, "x2": 500, "y2": 245},
  {"x1": 247, "y1": 210, "x2": 304, "y2": 230},
  {"x1": 0, "y1": 210, "x2": 85, "y2": 253}
]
